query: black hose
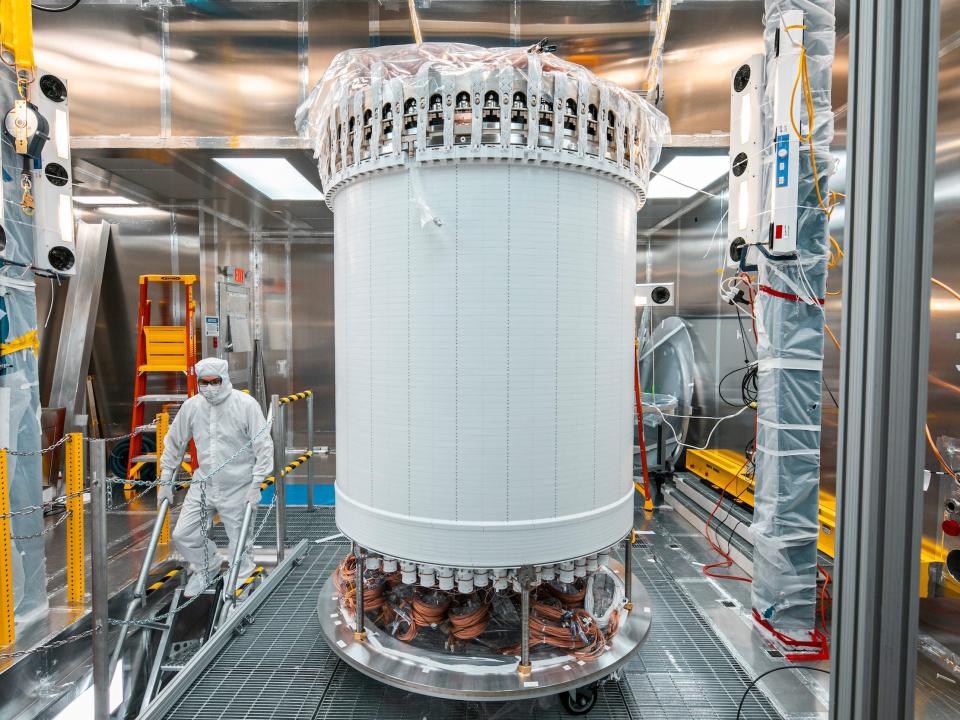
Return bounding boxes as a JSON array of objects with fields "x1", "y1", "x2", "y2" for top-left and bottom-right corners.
[
  {"x1": 109, "y1": 436, "x2": 156, "y2": 482},
  {"x1": 736, "y1": 665, "x2": 829, "y2": 718}
]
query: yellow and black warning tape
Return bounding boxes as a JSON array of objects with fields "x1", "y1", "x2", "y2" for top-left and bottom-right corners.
[
  {"x1": 146, "y1": 566, "x2": 184, "y2": 594},
  {"x1": 260, "y1": 450, "x2": 314, "y2": 492},
  {"x1": 278, "y1": 390, "x2": 312, "y2": 405},
  {"x1": 234, "y1": 566, "x2": 266, "y2": 597}
]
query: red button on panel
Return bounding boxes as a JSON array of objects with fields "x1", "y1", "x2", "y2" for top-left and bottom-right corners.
[{"x1": 943, "y1": 519, "x2": 960, "y2": 537}]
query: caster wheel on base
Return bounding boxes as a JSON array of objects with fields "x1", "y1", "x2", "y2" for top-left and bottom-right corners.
[{"x1": 560, "y1": 683, "x2": 598, "y2": 715}]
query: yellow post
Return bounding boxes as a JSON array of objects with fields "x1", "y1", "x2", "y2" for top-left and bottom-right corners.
[
  {"x1": 65, "y1": 433, "x2": 85, "y2": 604},
  {"x1": 156, "y1": 412, "x2": 170, "y2": 544},
  {"x1": 0, "y1": 450, "x2": 14, "y2": 647}
]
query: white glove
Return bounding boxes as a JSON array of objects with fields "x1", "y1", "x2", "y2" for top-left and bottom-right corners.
[
  {"x1": 246, "y1": 480, "x2": 263, "y2": 507},
  {"x1": 157, "y1": 471, "x2": 174, "y2": 507}
]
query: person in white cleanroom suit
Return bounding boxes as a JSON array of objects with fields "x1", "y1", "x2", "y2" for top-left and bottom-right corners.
[{"x1": 157, "y1": 357, "x2": 273, "y2": 597}]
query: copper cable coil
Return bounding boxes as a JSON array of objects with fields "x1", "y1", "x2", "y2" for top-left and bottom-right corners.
[
  {"x1": 411, "y1": 591, "x2": 451, "y2": 627},
  {"x1": 543, "y1": 578, "x2": 587, "y2": 608},
  {"x1": 334, "y1": 554, "x2": 387, "y2": 612},
  {"x1": 448, "y1": 591, "x2": 493, "y2": 641},
  {"x1": 501, "y1": 595, "x2": 620, "y2": 660},
  {"x1": 387, "y1": 590, "x2": 451, "y2": 642}
]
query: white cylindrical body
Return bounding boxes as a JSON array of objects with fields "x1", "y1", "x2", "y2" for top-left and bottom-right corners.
[
  {"x1": 333, "y1": 162, "x2": 637, "y2": 568},
  {"x1": 300, "y1": 43, "x2": 668, "y2": 573}
]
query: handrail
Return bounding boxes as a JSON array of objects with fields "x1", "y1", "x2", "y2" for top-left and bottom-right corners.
[
  {"x1": 260, "y1": 451, "x2": 314, "y2": 489},
  {"x1": 218, "y1": 500, "x2": 255, "y2": 624},
  {"x1": 109, "y1": 498, "x2": 170, "y2": 675},
  {"x1": 278, "y1": 390, "x2": 312, "y2": 405}
]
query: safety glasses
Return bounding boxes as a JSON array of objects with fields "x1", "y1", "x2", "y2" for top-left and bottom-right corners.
[{"x1": 198, "y1": 377, "x2": 223, "y2": 387}]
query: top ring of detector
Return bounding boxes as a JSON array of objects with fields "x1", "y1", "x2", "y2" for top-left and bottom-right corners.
[{"x1": 297, "y1": 42, "x2": 670, "y2": 208}]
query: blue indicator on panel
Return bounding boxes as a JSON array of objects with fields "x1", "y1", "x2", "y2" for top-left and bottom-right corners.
[{"x1": 775, "y1": 133, "x2": 790, "y2": 187}]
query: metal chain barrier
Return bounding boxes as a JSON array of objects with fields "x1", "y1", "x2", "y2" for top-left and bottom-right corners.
[
  {"x1": 0, "y1": 627, "x2": 98, "y2": 661},
  {"x1": 0, "y1": 487, "x2": 88, "y2": 521},
  {"x1": 1, "y1": 421, "x2": 157, "y2": 457},
  {"x1": 0, "y1": 411, "x2": 276, "y2": 660},
  {"x1": 105, "y1": 480, "x2": 158, "y2": 512},
  {"x1": 9, "y1": 508, "x2": 72, "y2": 540}
]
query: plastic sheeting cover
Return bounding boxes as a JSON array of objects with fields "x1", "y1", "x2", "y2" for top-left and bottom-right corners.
[
  {"x1": 1, "y1": 65, "x2": 49, "y2": 622},
  {"x1": 750, "y1": 0, "x2": 835, "y2": 633},
  {"x1": 296, "y1": 42, "x2": 670, "y2": 196}
]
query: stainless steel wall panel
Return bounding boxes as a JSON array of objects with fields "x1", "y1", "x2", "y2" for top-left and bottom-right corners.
[
  {"x1": 290, "y1": 241, "x2": 335, "y2": 446},
  {"x1": 32, "y1": 4, "x2": 163, "y2": 137},
  {"x1": 307, "y1": 0, "x2": 369, "y2": 92},
  {"x1": 167, "y1": 2, "x2": 302, "y2": 137},
  {"x1": 258, "y1": 240, "x2": 292, "y2": 398}
]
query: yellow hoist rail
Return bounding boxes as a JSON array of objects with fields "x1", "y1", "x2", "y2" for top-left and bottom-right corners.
[
  {"x1": 0, "y1": 450, "x2": 13, "y2": 647},
  {"x1": 65, "y1": 433, "x2": 84, "y2": 604},
  {"x1": 155, "y1": 412, "x2": 171, "y2": 544},
  {"x1": 686, "y1": 447, "x2": 959, "y2": 598}
]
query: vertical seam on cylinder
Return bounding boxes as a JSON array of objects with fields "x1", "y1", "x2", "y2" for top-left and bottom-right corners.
[
  {"x1": 369, "y1": 179, "x2": 374, "y2": 506},
  {"x1": 554, "y1": 166, "x2": 560, "y2": 518},
  {"x1": 506, "y1": 165, "x2": 511, "y2": 523},
  {"x1": 406, "y1": 171, "x2": 412, "y2": 516},
  {"x1": 593, "y1": 177, "x2": 599, "y2": 508},
  {"x1": 455, "y1": 165, "x2": 460, "y2": 521},
  {"x1": 617, "y1": 188, "x2": 632, "y2": 498}
]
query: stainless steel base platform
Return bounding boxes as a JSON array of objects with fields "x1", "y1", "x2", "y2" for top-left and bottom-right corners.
[{"x1": 316, "y1": 562, "x2": 652, "y2": 702}]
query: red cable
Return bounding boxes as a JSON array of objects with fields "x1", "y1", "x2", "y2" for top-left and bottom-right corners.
[
  {"x1": 817, "y1": 564, "x2": 832, "y2": 637},
  {"x1": 702, "y1": 457, "x2": 753, "y2": 583},
  {"x1": 634, "y1": 339, "x2": 653, "y2": 506},
  {"x1": 701, "y1": 274, "x2": 757, "y2": 584},
  {"x1": 758, "y1": 284, "x2": 825, "y2": 305}
]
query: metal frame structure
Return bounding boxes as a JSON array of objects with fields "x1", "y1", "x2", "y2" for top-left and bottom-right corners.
[
  {"x1": 831, "y1": 0, "x2": 941, "y2": 717},
  {"x1": 138, "y1": 539, "x2": 310, "y2": 720},
  {"x1": 316, "y1": 553, "x2": 652, "y2": 702}
]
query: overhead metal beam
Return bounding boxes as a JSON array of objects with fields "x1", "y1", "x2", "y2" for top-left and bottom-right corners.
[{"x1": 831, "y1": 1, "x2": 940, "y2": 718}]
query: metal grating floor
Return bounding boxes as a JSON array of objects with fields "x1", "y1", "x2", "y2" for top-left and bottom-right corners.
[
  {"x1": 164, "y1": 508, "x2": 783, "y2": 720},
  {"x1": 208, "y1": 506, "x2": 341, "y2": 546}
]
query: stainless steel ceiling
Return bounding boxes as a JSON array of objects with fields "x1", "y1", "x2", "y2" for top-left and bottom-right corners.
[
  {"x1": 32, "y1": 1, "x2": 850, "y2": 141},
  {"x1": 32, "y1": 0, "x2": 850, "y2": 230}
]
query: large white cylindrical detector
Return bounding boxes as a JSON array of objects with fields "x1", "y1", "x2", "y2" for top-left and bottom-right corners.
[{"x1": 299, "y1": 43, "x2": 668, "y2": 571}]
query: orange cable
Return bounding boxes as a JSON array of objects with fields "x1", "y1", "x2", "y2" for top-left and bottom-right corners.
[{"x1": 634, "y1": 338, "x2": 654, "y2": 507}]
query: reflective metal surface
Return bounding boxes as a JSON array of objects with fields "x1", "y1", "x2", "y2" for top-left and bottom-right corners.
[
  {"x1": 32, "y1": 2, "x2": 163, "y2": 137},
  {"x1": 27, "y1": 1, "x2": 675, "y2": 146},
  {"x1": 167, "y1": 3, "x2": 302, "y2": 137},
  {"x1": 926, "y1": 0, "x2": 960, "y2": 564},
  {"x1": 317, "y1": 560, "x2": 651, "y2": 701}
]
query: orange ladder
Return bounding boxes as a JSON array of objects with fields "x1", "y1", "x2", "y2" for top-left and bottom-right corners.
[{"x1": 126, "y1": 274, "x2": 199, "y2": 481}]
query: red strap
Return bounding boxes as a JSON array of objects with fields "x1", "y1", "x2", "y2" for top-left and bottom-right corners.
[
  {"x1": 752, "y1": 608, "x2": 830, "y2": 661},
  {"x1": 758, "y1": 284, "x2": 825, "y2": 305}
]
